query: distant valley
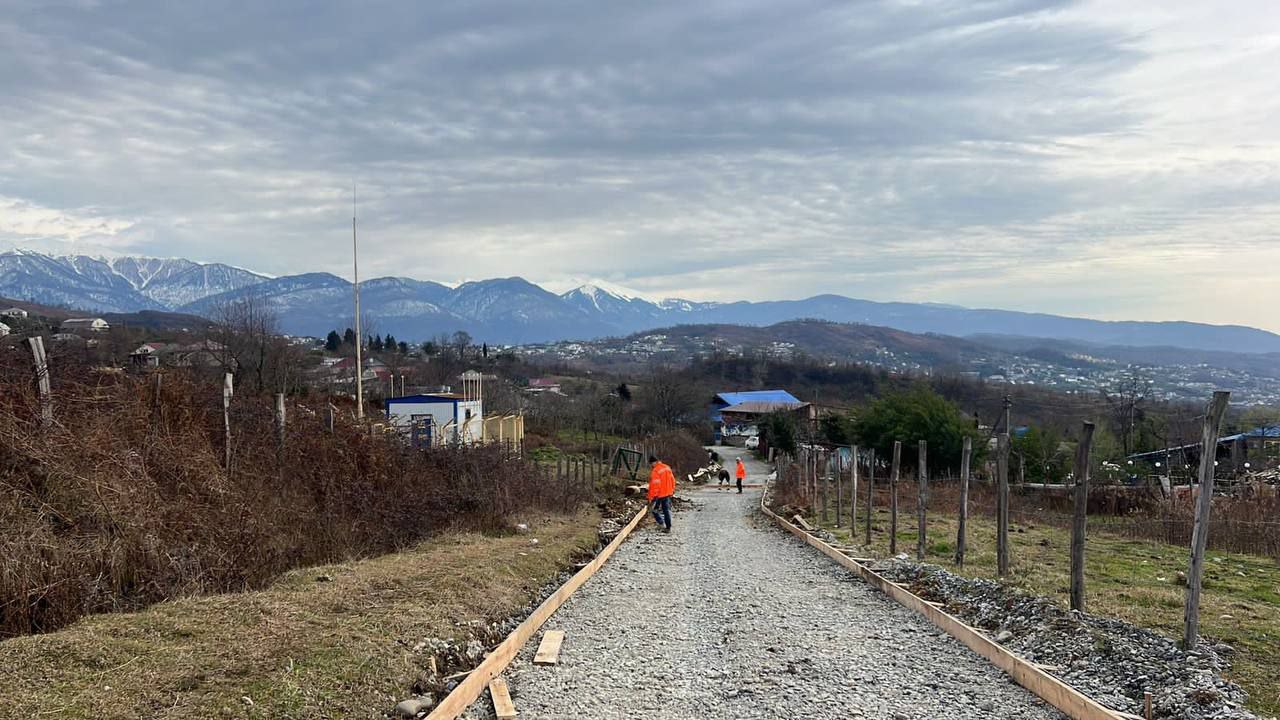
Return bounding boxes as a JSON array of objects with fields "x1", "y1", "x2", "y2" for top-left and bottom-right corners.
[
  {"x1": 520, "y1": 320, "x2": 1280, "y2": 405},
  {"x1": 4, "y1": 249, "x2": 1280, "y2": 354}
]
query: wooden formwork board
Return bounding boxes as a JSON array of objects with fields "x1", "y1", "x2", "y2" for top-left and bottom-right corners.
[
  {"x1": 759, "y1": 493, "x2": 1129, "y2": 720},
  {"x1": 425, "y1": 504, "x2": 649, "y2": 720}
]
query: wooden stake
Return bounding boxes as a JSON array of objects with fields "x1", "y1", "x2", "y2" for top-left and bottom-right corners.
[
  {"x1": 324, "y1": 403, "x2": 335, "y2": 432},
  {"x1": 1143, "y1": 691, "x2": 1153, "y2": 720},
  {"x1": 1184, "y1": 390, "x2": 1231, "y2": 649},
  {"x1": 955, "y1": 436, "x2": 971, "y2": 567},
  {"x1": 889, "y1": 441, "x2": 901, "y2": 556},
  {"x1": 222, "y1": 373, "x2": 234, "y2": 472},
  {"x1": 997, "y1": 433, "x2": 1010, "y2": 577},
  {"x1": 274, "y1": 392, "x2": 287, "y2": 450},
  {"x1": 1070, "y1": 421, "x2": 1096, "y2": 612},
  {"x1": 820, "y1": 451, "x2": 830, "y2": 524},
  {"x1": 26, "y1": 336, "x2": 52, "y2": 428},
  {"x1": 917, "y1": 439, "x2": 928, "y2": 561},
  {"x1": 833, "y1": 450, "x2": 841, "y2": 527},
  {"x1": 850, "y1": 445, "x2": 859, "y2": 531},
  {"x1": 864, "y1": 448, "x2": 875, "y2": 546}
]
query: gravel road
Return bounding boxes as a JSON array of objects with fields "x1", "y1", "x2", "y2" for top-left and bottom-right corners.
[{"x1": 463, "y1": 447, "x2": 1065, "y2": 720}]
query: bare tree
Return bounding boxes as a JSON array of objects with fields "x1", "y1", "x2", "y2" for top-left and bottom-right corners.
[
  {"x1": 208, "y1": 293, "x2": 303, "y2": 395},
  {"x1": 1103, "y1": 369, "x2": 1151, "y2": 456}
]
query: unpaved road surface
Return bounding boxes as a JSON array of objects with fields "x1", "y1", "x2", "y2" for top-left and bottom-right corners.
[{"x1": 464, "y1": 447, "x2": 1064, "y2": 719}]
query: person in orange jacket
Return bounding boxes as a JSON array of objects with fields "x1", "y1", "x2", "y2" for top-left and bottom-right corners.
[
  {"x1": 648, "y1": 455, "x2": 676, "y2": 532},
  {"x1": 735, "y1": 457, "x2": 747, "y2": 494}
]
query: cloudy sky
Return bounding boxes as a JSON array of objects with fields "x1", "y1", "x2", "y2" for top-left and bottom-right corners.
[{"x1": 2, "y1": 1, "x2": 1279, "y2": 328}]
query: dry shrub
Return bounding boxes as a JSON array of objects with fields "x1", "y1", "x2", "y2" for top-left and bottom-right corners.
[
  {"x1": 649, "y1": 429, "x2": 708, "y2": 478},
  {"x1": 0, "y1": 352, "x2": 581, "y2": 638}
]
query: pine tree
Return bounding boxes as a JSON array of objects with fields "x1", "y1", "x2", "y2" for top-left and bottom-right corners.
[
  {"x1": 343, "y1": 328, "x2": 356, "y2": 346},
  {"x1": 325, "y1": 330, "x2": 341, "y2": 352},
  {"x1": 398, "y1": 341, "x2": 409, "y2": 354},
  {"x1": 384, "y1": 333, "x2": 398, "y2": 351},
  {"x1": 371, "y1": 334, "x2": 384, "y2": 352}
]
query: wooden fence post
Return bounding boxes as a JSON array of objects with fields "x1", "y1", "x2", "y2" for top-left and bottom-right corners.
[
  {"x1": 275, "y1": 392, "x2": 287, "y2": 448},
  {"x1": 997, "y1": 433, "x2": 1010, "y2": 577},
  {"x1": 955, "y1": 436, "x2": 971, "y2": 567},
  {"x1": 889, "y1": 440, "x2": 901, "y2": 555},
  {"x1": 1070, "y1": 421, "x2": 1096, "y2": 612},
  {"x1": 222, "y1": 373, "x2": 234, "y2": 472},
  {"x1": 917, "y1": 440, "x2": 928, "y2": 560},
  {"x1": 820, "y1": 450, "x2": 830, "y2": 524},
  {"x1": 835, "y1": 449, "x2": 843, "y2": 528},
  {"x1": 850, "y1": 445, "x2": 859, "y2": 531},
  {"x1": 324, "y1": 403, "x2": 336, "y2": 432},
  {"x1": 26, "y1": 336, "x2": 52, "y2": 427},
  {"x1": 1184, "y1": 390, "x2": 1231, "y2": 649},
  {"x1": 864, "y1": 448, "x2": 875, "y2": 546}
]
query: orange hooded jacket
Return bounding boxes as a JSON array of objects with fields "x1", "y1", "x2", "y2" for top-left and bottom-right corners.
[
  {"x1": 648, "y1": 461, "x2": 676, "y2": 501},
  {"x1": 735, "y1": 459, "x2": 746, "y2": 480}
]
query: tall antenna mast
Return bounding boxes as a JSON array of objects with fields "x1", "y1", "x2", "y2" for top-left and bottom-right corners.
[{"x1": 353, "y1": 182, "x2": 364, "y2": 420}]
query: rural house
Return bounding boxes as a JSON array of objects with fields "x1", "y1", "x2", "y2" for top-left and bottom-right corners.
[
  {"x1": 60, "y1": 317, "x2": 109, "y2": 333},
  {"x1": 0, "y1": 307, "x2": 27, "y2": 319}
]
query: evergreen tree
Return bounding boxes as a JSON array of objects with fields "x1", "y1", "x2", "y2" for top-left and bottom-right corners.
[
  {"x1": 482, "y1": 342, "x2": 489, "y2": 358},
  {"x1": 616, "y1": 383, "x2": 632, "y2": 401},
  {"x1": 384, "y1": 333, "x2": 398, "y2": 351},
  {"x1": 398, "y1": 341, "x2": 409, "y2": 354},
  {"x1": 325, "y1": 330, "x2": 341, "y2": 352},
  {"x1": 371, "y1": 334, "x2": 384, "y2": 352},
  {"x1": 343, "y1": 328, "x2": 356, "y2": 346},
  {"x1": 421, "y1": 341, "x2": 438, "y2": 356}
]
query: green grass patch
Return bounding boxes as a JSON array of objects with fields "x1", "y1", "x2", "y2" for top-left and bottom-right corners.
[{"x1": 813, "y1": 505, "x2": 1280, "y2": 716}]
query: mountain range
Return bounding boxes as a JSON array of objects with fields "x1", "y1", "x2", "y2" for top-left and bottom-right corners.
[{"x1": 3, "y1": 248, "x2": 1280, "y2": 353}]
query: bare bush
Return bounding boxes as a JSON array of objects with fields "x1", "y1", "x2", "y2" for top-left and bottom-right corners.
[{"x1": 0, "y1": 353, "x2": 579, "y2": 638}]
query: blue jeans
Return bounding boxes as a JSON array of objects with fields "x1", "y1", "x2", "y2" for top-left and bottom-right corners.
[{"x1": 650, "y1": 496, "x2": 672, "y2": 529}]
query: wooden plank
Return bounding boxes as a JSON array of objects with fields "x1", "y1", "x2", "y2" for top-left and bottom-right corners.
[
  {"x1": 487, "y1": 677, "x2": 517, "y2": 719},
  {"x1": 425, "y1": 502, "x2": 648, "y2": 720},
  {"x1": 533, "y1": 630, "x2": 565, "y2": 665},
  {"x1": 759, "y1": 484, "x2": 1126, "y2": 720}
]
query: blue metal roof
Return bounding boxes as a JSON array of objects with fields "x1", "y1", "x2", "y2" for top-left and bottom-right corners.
[
  {"x1": 713, "y1": 390, "x2": 801, "y2": 407},
  {"x1": 711, "y1": 390, "x2": 801, "y2": 422}
]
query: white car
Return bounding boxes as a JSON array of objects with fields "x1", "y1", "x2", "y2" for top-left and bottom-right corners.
[{"x1": 744, "y1": 436, "x2": 760, "y2": 450}]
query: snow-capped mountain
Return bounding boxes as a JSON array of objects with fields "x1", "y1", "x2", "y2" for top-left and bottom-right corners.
[
  {"x1": 4, "y1": 248, "x2": 1280, "y2": 352},
  {"x1": 0, "y1": 250, "x2": 267, "y2": 313}
]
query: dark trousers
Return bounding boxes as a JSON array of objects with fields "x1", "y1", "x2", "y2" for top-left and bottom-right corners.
[
  {"x1": 736, "y1": 478, "x2": 743, "y2": 494},
  {"x1": 651, "y1": 496, "x2": 672, "y2": 528}
]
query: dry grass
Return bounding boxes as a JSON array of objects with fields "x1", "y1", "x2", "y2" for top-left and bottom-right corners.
[
  {"x1": 0, "y1": 358, "x2": 583, "y2": 638},
  {"x1": 810, "y1": 490, "x2": 1280, "y2": 717},
  {"x1": 0, "y1": 509, "x2": 601, "y2": 720}
]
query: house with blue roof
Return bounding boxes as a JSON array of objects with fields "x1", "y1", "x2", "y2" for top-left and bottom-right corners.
[{"x1": 711, "y1": 390, "x2": 810, "y2": 440}]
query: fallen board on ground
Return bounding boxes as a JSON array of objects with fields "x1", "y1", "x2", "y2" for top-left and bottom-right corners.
[
  {"x1": 488, "y1": 677, "x2": 517, "y2": 719},
  {"x1": 533, "y1": 630, "x2": 565, "y2": 665}
]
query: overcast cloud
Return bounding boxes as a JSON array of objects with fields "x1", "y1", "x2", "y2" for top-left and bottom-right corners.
[{"x1": 2, "y1": 1, "x2": 1278, "y2": 328}]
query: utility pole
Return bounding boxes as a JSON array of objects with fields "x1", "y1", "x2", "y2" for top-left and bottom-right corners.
[
  {"x1": 1002, "y1": 395, "x2": 1012, "y2": 435},
  {"x1": 352, "y1": 183, "x2": 364, "y2": 420}
]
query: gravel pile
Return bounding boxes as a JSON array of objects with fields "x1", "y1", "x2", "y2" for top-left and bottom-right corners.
[
  {"x1": 461, "y1": 448, "x2": 1066, "y2": 720},
  {"x1": 879, "y1": 562, "x2": 1258, "y2": 720}
]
